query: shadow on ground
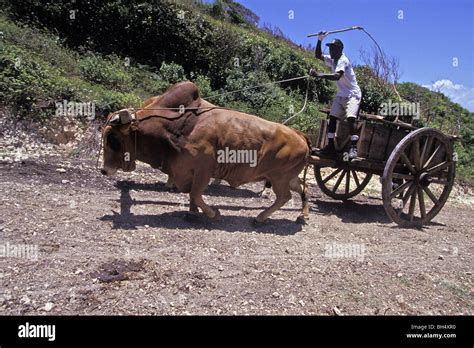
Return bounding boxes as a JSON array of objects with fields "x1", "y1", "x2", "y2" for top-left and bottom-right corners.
[
  {"x1": 100, "y1": 180, "x2": 302, "y2": 235},
  {"x1": 311, "y1": 197, "x2": 445, "y2": 228},
  {"x1": 311, "y1": 198, "x2": 392, "y2": 224}
]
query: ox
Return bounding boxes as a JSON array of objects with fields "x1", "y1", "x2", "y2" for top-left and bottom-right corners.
[{"x1": 100, "y1": 81, "x2": 311, "y2": 224}]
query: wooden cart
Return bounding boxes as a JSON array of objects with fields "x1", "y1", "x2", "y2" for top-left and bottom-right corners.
[{"x1": 309, "y1": 110, "x2": 457, "y2": 228}]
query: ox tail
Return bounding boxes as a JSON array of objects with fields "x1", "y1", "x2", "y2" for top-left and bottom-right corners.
[
  {"x1": 292, "y1": 129, "x2": 312, "y2": 196},
  {"x1": 302, "y1": 162, "x2": 309, "y2": 194},
  {"x1": 291, "y1": 128, "x2": 312, "y2": 161},
  {"x1": 292, "y1": 128, "x2": 312, "y2": 157}
]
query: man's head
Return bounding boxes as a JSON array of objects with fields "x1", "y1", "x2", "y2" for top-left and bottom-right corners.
[{"x1": 326, "y1": 39, "x2": 344, "y2": 59}]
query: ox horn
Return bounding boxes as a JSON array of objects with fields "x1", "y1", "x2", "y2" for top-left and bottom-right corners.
[
  {"x1": 109, "y1": 113, "x2": 121, "y2": 125},
  {"x1": 117, "y1": 109, "x2": 132, "y2": 124},
  {"x1": 108, "y1": 109, "x2": 133, "y2": 126}
]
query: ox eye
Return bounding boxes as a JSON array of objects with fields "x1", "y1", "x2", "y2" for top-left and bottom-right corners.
[{"x1": 106, "y1": 133, "x2": 121, "y2": 151}]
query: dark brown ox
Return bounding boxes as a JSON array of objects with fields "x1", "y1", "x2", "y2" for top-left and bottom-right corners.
[{"x1": 101, "y1": 81, "x2": 311, "y2": 223}]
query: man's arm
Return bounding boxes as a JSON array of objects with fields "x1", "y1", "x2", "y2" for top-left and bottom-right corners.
[
  {"x1": 309, "y1": 69, "x2": 343, "y2": 80},
  {"x1": 315, "y1": 39, "x2": 323, "y2": 61},
  {"x1": 311, "y1": 55, "x2": 346, "y2": 80},
  {"x1": 317, "y1": 71, "x2": 344, "y2": 80},
  {"x1": 314, "y1": 32, "x2": 327, "y2": 61}
]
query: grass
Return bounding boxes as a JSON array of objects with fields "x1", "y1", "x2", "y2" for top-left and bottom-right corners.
[{"x1": 0, "y1": 15, "x2": 165, "y2": 120}]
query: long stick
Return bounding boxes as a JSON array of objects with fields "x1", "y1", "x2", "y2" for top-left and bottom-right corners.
[{"x1": 307, "y1": 26, "x2": 362, "y2": 37}]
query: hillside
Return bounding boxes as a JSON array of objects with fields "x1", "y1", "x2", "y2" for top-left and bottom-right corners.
[
  {"x1": 0, "y1": 0, "x2": 473, "y2": 321},
  {"x1": 0, "y1": 0, "x2": 472, "y2": 181}
]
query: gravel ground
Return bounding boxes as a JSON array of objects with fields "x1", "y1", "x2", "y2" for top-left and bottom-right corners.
[{"x1": 0, "y1": 114, "x2": 472, "y2": 315}]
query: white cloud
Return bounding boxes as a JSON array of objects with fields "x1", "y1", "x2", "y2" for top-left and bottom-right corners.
[{"x1": 422, "y1": 79, "x2": 474, "y2": 112}]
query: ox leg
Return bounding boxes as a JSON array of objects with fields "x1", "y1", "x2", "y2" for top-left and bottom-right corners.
[
  {"x1": 189, "y1": 199, "x2": 199, "y2": 213},
  {"x1": 184, "y1": 198, "x2": 201, "y2": 222},
  {"x1": 210, "y1": 178, "x2": 222, "y2": 186},
  {"x1": 258, "y1": 180, "x2": 272, "y2": 198},
  {"x1": 255, "y1": 179, "x2": 291, "y2": 223},
  {"x1": 189, "y1": 171, "x2": 220, "y2": 220},
  {"x1": 165, "y1": 175, "x2": 174, "y2": 189},
  {"x1": 289, "y1": 176, "x2": 309, "y2": 223}
]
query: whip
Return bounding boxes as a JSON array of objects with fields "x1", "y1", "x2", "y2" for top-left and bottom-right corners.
[
  {"x1": 308, "y1": 25, "x2": 402, "y2": 102},
  {"x1": 307, "y1": 25, "x2": 363, "y2": 37}
]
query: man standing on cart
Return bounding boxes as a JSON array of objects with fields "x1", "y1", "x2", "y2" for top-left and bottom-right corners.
[{"x1": 310, "y1": 33, "x2": 362, "y2": 159}]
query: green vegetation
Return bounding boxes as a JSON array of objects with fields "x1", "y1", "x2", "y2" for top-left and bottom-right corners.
[
  {"x1": 0, "y1": 0, "x2": 334, "y2": 127},
  {"x1": 397, "y1": 83, "x2": 474, "y2": 181},
  {"x1": 0, "y1": 0, "x2": 472, "y2": 181},
  {"x1": 0, "y1": 16, "x2": 142, "y2": 119}
]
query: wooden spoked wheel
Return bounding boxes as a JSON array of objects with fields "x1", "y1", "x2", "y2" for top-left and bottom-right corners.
[
  {"x1": 382, "y1": 128, "x2": 456, "y2": 228},
  {"x1": 314, "y1": 165, "x2": 373, "y2": 200}
]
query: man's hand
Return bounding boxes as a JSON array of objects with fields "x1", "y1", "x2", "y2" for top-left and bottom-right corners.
[
  {"x1": 309, "y1": 68, "x2": 319, "y2": 77},
  {"x1": 317, "y1": 31, "x2": 328, "y2": 41},
  {"x1": 310, "y1": 68, "x2": 344, "y2": 81}
]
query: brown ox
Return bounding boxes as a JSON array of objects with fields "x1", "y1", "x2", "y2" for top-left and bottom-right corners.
[{"x1": 101, "y1": 81, "x2": 311, "y2": 224}]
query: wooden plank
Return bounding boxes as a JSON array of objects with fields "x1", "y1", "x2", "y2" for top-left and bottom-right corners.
[
  {"x1": 385, "y1": 128, "x2": 409, "y2": 160},
  {"x1": 309, "y1": 153, "x2": 386, "y2": 176},
  {"x1": 358, "y1": 121, "x2": 373, "y2": 159},
  {"x1": 333, "y1": 119, "x2": 365, "y2": 153},
  {"x1": 359, "y1": 113, "x2": 417, "y2": 130},
  {"x1": 368, "y1": 124, "x2": 391, "y2": 161},
  {"x1": 319, "y1": 108, "x2": 331, "y2": 114},
  {"x1": 316, "y1": 119, "x2": 327, "y2": 149},
  {"x1": 335, "y1": 121, "x2": 350, "y2": 152},
  {"x1": 319, "y1": 108, "x2": 418, "y2": 130}
]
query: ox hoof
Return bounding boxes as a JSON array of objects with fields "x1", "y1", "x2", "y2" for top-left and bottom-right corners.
[
  {"x1": 252, "y1": 218, "x2": 268, "y2": 227},
  {"x1": 184, "y1": 212, "x2": 200, "y2": 222},
  {"x1": 209, "y1": 209, "x2": 221, "y2": 221},
  {"x1": 295, "y1": 215, "x2": 308, "y2": 225}
]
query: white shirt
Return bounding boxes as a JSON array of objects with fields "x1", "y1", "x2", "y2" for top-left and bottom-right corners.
[{"x1": 323, "y1": 53, "x2": 361, "y2": 99}]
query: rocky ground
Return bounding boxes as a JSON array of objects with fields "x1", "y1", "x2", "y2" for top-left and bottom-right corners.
[{"x1": 0, "y1": 114, "x2": 473, "y2": 315}]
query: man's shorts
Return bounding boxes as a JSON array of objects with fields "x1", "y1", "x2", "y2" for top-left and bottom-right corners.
[{"x1": 329, "y1": 96, "x2": 361, "y2": 120}]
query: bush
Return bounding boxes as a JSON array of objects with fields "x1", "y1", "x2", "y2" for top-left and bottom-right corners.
[
  {"x1": 191, "y1": 74, "x2": 213, "y2": 98},
  {"x1": 0, "y1": 43, "x2": 75, "y2": 119},
  {"x1": 94, "y1": 90, "x2": 141, "y2": 116},
  {"x1": 158, "y1": 61, "x2": 186, "y2": 84},
  {"x1": 0, "y1": 15, "x2": 78, "y2": 74},
  {"x1": 0, "y1": 34, "x2": 141, "y2": 120},
  {"x1": 79, "y1": 54, "x2": 131, "y2": 91},
  {"x1": 355, "y1": 65, "x2": 392, "y2": 113},
  {"x1": 128, "y1": 65, "x2": 169, "y2": 98}
]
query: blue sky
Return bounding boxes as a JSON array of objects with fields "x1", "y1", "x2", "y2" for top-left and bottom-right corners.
[{"x1": 233, "y1": 0, "x2": 474, "y2": 111}]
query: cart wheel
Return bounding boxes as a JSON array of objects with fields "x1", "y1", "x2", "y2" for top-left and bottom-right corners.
[
  {"x1": 382, "y1": 128, "x2": 455, "y2": 228},
  {"x1": 314, "y1": 165, "x2": 372, "y2": 200}
]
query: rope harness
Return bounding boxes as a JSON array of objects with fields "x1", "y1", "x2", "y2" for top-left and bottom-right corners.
[{"x1": 97, "y1": 75, "x2": 312, "y2": 169}]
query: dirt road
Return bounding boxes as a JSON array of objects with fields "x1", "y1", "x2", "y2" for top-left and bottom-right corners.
[{"x1": 1, "y1": 152, "x2": 472, "y2": 315}]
